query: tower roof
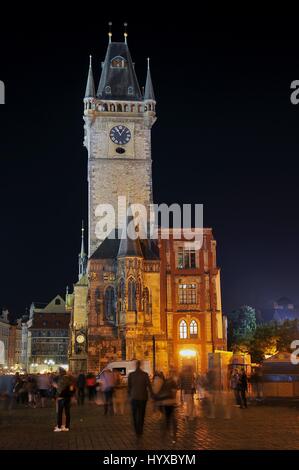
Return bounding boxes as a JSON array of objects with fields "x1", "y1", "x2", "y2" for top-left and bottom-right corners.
[
  {"x1": 97, "y1": 42, "x2": 142, "y2": 101},
  {"x1": 117, "y1": 229, "x2": 143, "y2": 258},
  {"x1": 85, "y1": 55, "x2": 95, "y2": 98},
  {"x1": 144, "y1": 58, "x2": 155, "y2": 101}
]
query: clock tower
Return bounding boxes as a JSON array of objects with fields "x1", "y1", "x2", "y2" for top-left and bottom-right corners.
[{"x1": 83, "y1": 31, "x2": 156, "y2": 256}]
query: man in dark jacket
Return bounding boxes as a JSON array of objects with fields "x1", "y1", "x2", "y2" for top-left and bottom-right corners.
[
  {"x1": 128, "y1": 360, "x2": 152, "y2": 438},
  {"x1": 238, "y1": 369, "x2": 248, "y2": 409},
  {"x1": 76, "y1": 372, "x2": 86, "y2": 406}
]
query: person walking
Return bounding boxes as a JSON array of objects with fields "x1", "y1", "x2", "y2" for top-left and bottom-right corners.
[
  {"x1": 53, "y1": 368, "x2": 74, "y2": 432},
  {"x1": 100, "y1": 368, "x2": 115, "y2": 415},
  {"x1": 37, "y1": 373, "x2": 51, "y2": 408},
  {"x1": 238, "y1": 369, "x2": 248, "y2": 409},
  {"x1": 179, "y1": 365, "x2": 196, "y2": 421},
  {"x1": 230, "y1": 369, "x2": 241, "y2": 406},
  {"x1": 86, "y1": 373, "x2": 96, "y2": 401},
  {"x1": 155, "y1": 369, "x2": 178, "y2": 443},
  {"x1": 128, "y1": 360, "x2": 153, "y2": 439},
  {"x1": 76, "y1": 372, "x2": 86, "y2": 406}
]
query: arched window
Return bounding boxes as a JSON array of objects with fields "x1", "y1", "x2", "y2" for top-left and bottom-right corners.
[
  {"x1": 124, "y1": 104, "x2": 128, "y2": 112},
  {"x1": 117, "y1": 103, "x2": 122, "y2": 112},
  {"x1": 128, "y1": 278, "x2": 136, "y2": 311},
  {"x1": 111, "y1": 56, "x2": 127, "y2": 68},
  {"x1": 105, "y1": 286, "x2": 115, "y2": 321},
  {"x1": 179, "y1": 320, "x2": 188, "y2": 339},
  {"x1": 190, "y1": 320, "x2": 198, "y2": 338},
  {"x1": 110, "y1": 104, "x2": 115, "y2": 112},
  {"x1": 137, "y1": 279, "x2": 142, "y2": 310}
]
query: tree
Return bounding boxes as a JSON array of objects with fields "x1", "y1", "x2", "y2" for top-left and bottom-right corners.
[
  {"x1": 227, "y1": 305, "x2": 257, "y2": 349},
  {"x1": 248, "y1": 323, "x2": 279, "y2": 363}
]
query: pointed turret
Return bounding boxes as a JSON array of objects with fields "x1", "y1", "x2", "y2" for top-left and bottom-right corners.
[
  {"x1": 144, "y1": 57, "x2": 155, "y2": 102},
  {"x1": 84, "y1": 55, "x2": 95, "y2": 98},
  {"x1": 78, "y1": 221, "x2": 87, "y2": 280},
  {"x1": 118, "y1": 207, "x2": 143, "y2": 258}
]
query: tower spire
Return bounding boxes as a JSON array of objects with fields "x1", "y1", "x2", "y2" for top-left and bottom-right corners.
[
  {"x1": 84, "y1": 55, "x2": 95, "y2": 98},
  {"x1": 144, "y1": 57, "x2": 155, "y2": 101},
  {"x1": 78, "y1": 221, "x2": 87, "y2": 280}
]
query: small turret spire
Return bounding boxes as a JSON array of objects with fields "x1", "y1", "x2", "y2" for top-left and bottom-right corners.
[
  {"x1": 80, "y1": 220, "x2": 85, "y2": 257},
  {"x1": 78, "y1": 221, "x2": 87, "y2": 280},
  {"x1": 124, "y1": 22, "x2": 128, "y2": 44},
  {"x1": 108, "y1": 22, "x2": 112, "y2": 43},
  {"x1": 84, "y1": 55, "x2": 95, "y2": 98},
  {"x1": 144, "y1": 57, "x2": 155, "y2": 102}
]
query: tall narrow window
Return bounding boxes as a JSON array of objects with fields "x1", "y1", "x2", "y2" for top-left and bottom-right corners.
[
  {"x1": 177, "y1": 247, "x2": 196, "y2": 269},
  {"x1": 128, "y1": 279, "x2": 136, "y2": 311},
  {"x1": 95, "y1": 288, "x2": 100, "y2": 315},
  {"x1": 179, "y1": 320, "x2": 188, "y2": 339},
  {"x1": 105, "y1": 286, "x2": 115, "y2": 321},
  {"x1": 190, "y1": 320, "x2": 198, "y2": 338},
  {"x1": 178, "y1": 284, "x2": 197, "y2": 304},
  {"x1": 143, "y1": 287, "x2": 151, "y2": 322}
]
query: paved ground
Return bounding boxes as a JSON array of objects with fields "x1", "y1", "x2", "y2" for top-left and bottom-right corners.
[{"x1": 0, "y1": 397, "x2": 299, "y2": 450}]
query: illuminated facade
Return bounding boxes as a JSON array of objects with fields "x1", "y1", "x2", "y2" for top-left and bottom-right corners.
[{"x1": 69, "y1": 31, "x2": 227, "y2": 374}]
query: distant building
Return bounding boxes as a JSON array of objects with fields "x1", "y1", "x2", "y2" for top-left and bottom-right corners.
[
  {"x1": 8, "y1": 319, "x2": 22, "y2": 368},
  {"x1": 273, "y1": 297, "x2": 299, "y2": 323},
  {"x1": 260, "y1": 297, "x2": 299, "y2": 323},
  {"x1": 0, "y1": 310, "x2": 10, "y2": 367},
  {"x1": 25, "y1": 295, "x2": 70, "y2": 373}
]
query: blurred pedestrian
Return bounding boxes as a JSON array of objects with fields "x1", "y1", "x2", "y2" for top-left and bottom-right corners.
[
  {"x1": 230, "y1": 369, "x2": 241, "y2": 406},
  {"x1": 37, "y1": 373, "x2": 51, "y2": 408},
  {"x1": 112, "y1": 370, "x2": 126, "y2": 416},
  {"x1": 100, "y1": 368, "x2": 115, "y2": 415},
  {"x1": 238, "y1": 369, "x2": 248, "y2": 409},
  {"x1": 155, "y1": 368, "x2": 178, "y2": 444},
  {"x1": 76, "y1": 371, "x2": 86, "y2": 406},
  {"x1": 86, "y1": 373, "x2": 96, "y2": 401},
  {"x1": 128, "y1": 360, "x2": 153, "y2": 439},
  {"x1": 179, "y1": 365, "x2": 196, "y2": 421}
]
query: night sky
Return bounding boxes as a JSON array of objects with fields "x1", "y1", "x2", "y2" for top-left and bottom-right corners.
[{"x1": 1, "y1": 15, "x2": 299, "y2": 317}]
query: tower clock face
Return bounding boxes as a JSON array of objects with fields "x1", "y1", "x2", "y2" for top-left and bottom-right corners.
[
  {"x1": 109, "y1": 125, "x2": 131, "y2": 145},
  {"x1": 76, "y1": 334, "x2": 85, "y2": 344}
]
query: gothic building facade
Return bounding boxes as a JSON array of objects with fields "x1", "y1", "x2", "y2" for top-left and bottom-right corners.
[{"x1": 68, "y1": 31, "x2": 227, "y2": 375}]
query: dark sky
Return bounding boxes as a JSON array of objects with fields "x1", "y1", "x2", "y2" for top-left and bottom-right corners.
[{"x1": 0, "y1": 15, "x2": 299, "y2": 316}]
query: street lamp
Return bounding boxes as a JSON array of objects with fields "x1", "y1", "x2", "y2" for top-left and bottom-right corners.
[{"x1": 44, "y1": 359, "x2": 55, "y2": 372}]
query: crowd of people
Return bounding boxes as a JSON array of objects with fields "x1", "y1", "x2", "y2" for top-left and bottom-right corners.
[{"x1": 0, "y1": 363, "x2": 255, "y2": 442}]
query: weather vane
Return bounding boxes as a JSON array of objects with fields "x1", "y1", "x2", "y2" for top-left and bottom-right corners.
[{"x1": 124, "y1": 22, "x2": 128, "y2": 44}]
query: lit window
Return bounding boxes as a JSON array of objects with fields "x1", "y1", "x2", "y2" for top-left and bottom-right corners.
[
  {"x1": 111, "y1": 56, "x2": 127, "y2": 68},
  {"x1": 190, "y1": 320, "x2": 198, "y2": 338},
  {"x1": 178, "y1": 284, "x2": 197, "y2": 304},
  {"x1": 179, "y1": 320, "x2": 188, "y2": 339},
  {"x1": 178, "y1": 247, "x2": 196, "y2": 269}
]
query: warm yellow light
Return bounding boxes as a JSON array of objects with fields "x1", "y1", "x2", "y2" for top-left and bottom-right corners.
[{"x1": 179, "y1": 349, "x2": 196, "y2": 358}]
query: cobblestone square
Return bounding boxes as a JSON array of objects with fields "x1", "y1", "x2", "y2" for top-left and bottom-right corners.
[{"x1": 1, "y1": 399, "x2": 299, "y2": 450}]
